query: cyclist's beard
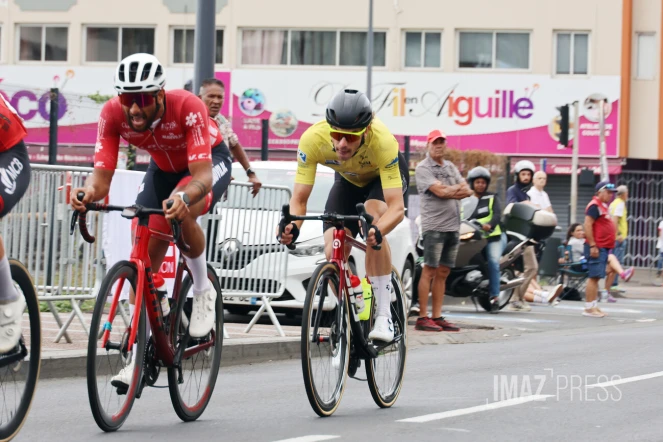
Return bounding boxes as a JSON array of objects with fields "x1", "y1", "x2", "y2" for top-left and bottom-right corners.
[{"x1": 127, "y1": 104, "x2": 160, "y2": 132}]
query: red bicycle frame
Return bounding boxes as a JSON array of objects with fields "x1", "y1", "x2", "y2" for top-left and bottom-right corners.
[
  {"x1": 100, "y1": 216, "x2": 214, "y2": 367},
  {"x1": 330, "y1": 228, "x2": 368, "y2": 306}
]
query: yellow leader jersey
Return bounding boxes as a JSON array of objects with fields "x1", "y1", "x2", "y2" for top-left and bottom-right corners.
[{"x1": 295, "y1": 118, "x2": 402, "y2": 189}]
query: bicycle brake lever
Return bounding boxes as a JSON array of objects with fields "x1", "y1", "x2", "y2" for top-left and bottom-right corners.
[
  {"x1": 356, "y1": 203, "x2": 381, "y2": 250},
  {"x1": 277, "y1": 204, "x2": 296, "y2": 250}
]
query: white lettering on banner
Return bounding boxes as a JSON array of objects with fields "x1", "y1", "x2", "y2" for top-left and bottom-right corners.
[
  {"x1": 0, "y1": 157, "x2": 24, "y2": 195},
  {"x1": 212, "y1": 162, "x2": 228, "y2": 185}
]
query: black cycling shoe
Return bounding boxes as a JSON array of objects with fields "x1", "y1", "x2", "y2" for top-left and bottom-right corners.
[{"x1": 489, "y1": 297, "x2": 500, "y2": 314}]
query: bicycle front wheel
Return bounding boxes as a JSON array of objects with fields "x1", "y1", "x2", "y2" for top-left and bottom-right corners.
[
  {"x1": 365, "y1": 267, "x2": 408, "y2": 408},
  {"x1": 87, "y1": 261, "x2": 146, "y2": 432},
  {"x1": 168, "y1": 264, "x2": 224, "y2": 422},
  {"x1": 301, "y1": 262, "x2": 350, "y2": 417},
  {"x1": 0, "y1": 260, "x2": 41, "y2": 442}
]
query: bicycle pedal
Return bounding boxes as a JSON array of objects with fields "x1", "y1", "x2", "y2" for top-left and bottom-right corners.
[{"x1": 113, "y1": 383, "x2": 128, "y2": 396}]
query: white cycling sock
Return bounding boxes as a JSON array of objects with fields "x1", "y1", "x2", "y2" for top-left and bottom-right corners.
[
  {"x1": 585, "y1": 302, "x2": 593, "y2": 310},
  {"x1": 371, "y1": 275, "x2": 392, "y2": 320},
  {"x1": 0, "y1": 256, "x2": 19, "y2": 303},
  {"x1": 185, "y1": 253, "x2": 210, "y2": 295}
]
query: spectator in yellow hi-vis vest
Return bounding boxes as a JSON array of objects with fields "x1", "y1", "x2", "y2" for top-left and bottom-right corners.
[{"x1": 609, "y1": 185, "x2": 628, "y2": 294}]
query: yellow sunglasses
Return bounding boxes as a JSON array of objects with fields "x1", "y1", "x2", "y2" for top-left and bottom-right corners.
[{"x1": 329, "y1": 126, "x2": 367, "y2": 142}]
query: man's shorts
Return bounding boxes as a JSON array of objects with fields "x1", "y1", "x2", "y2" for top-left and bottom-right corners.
[
  {"x1": 423, "y1": 231, "x2": 460, "y2": 268},
  {"x1": 585, "y1": 243, "x2": 609, "y2": 279},
  {"x1": 137, "y1": 141, "x2": 232, "y2": 213},
  {"x1": 323, "y1": 152, "x2": 409, "y2": 238},
  {"x1": 0, "y1": 140, "x2": 31, "y2": 219}
]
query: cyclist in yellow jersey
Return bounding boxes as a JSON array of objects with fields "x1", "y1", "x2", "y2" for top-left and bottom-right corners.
[{"x1": 280, "y1": 89, "x2": 409, "y2": 342}]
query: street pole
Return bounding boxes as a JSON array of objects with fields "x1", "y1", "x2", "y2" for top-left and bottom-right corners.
[
  {"x1": 48, "y1": 88, "x2": 59, "y2": 165},
  {"x1": 598, "y1": 99, "x2": 609, "y2": 181},
  {"x1": 193, "y1": 0, "x2": 216, "y2": 95},
  {"x1": 366, "y1": 0, "x2": 374, "y2": 100},
  {"x1": 569, "y1": 100, "x2": 580, "y2": 224}
]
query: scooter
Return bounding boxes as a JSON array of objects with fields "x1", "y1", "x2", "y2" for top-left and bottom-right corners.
[{"x1": 413, "y1": 200, "x2": 557, "y2": 312}]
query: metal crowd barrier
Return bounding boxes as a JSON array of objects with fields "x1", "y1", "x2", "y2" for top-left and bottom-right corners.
[
  {"x1": 202, "y1": 182, "x2": 291, "y2": 337},
  {"x1": 1, "y1": 164, "x2": 106, "y2": 343}
]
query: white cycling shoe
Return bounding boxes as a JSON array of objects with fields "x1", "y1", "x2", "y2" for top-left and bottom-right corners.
[
  {"x1": 368, "y1": 315, "x2": 394, "y2": 342},
  {"x1": 189, "y1": 287, "x2": 217, "y2": 338},
  {"x1": 111, "y1": 361, "x2": 135, "y2": 388},
  {"x1": 0, "y1": 296, "x2": 26, "y2": 354}
]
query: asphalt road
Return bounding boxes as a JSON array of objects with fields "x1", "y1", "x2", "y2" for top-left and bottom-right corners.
[{"x1": 16, "y1": 298, "x2": 663, "y2": 442}]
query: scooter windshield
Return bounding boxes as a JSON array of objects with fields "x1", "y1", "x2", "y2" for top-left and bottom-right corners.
[{"x1": 460, "y1": 196, "x2": 478, "y2": 221}]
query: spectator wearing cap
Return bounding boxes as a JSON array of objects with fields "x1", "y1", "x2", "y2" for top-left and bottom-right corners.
[
  {"x1": 414, "y1": 130, "x2": 472, "y2": 332},
  {"x1": 583, "y1": 180, "x2": 619, "y2": 317},
  {"x1": 609, "y1": 185, "x2": 629, "y2": 293}
]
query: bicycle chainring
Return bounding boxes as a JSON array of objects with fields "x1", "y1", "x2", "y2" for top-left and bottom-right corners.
[{"x1": 144, "y1": 338, "x2": 160, "y2": 386}]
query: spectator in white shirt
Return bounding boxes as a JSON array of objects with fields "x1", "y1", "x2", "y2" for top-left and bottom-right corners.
[{"x1": 527, "y1": 171, "x2": 554, "y2": 213}]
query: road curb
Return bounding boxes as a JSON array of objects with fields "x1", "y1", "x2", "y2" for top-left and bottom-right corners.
[{"x1": 39, "y1": 337, "x2": 302, "y2": 380}]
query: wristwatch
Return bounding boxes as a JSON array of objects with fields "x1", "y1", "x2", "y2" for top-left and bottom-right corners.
[
  {"x1": 246, "y1": 167, "x2": 255, "y2": 177},
  {"x1": 175, "y1": 191, "x2": 190, "y2": 206}
]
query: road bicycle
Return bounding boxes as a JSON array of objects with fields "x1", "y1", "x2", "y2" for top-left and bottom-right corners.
[
  {"x1": 0, "y1": 260, "x2": 41, "y2": 442},
  {"x1": 278, "y1": 203, "x2": 407, "y2": 417},
  {"x1": 71, "y1": 193, "x2": 223, "y2": 432}
]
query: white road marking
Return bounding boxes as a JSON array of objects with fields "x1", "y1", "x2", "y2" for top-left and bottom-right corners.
[
  {"x1": 397, "y1": 395, "x2": 553, "y2": 423},
  {"x1": 272, "y1": 436, "x2": 340, "y2": 442},
  {"x1": 551, "y1": 304, "x2": 648, "y2": 314},
  {"x1": 586, "y1": 371, "x2": 663, "y2": 388},
  {"x1": 443, "y1": 313, "x2": 558, "y2": 324},
  {"x1": 438, "y1": 427, "x2": 471, "y2": 433}
]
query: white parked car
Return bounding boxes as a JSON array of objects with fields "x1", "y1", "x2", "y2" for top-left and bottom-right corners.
[{"x1": 216, "y1": 161, "x2": 417, "y2": 316}]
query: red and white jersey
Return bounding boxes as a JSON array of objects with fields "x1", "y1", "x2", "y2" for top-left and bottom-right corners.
[
  {"x1": 94, "y1": 89, "x2": 214, "y2": 173},
  {"x1": 0, "y1": 94, "x2": 28, "y2": 152}
]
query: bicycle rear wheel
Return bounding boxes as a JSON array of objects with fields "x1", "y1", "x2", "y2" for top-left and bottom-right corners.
[
  {"x1": 168, "y1": 264, "x2": 223, "y2": 422},
  {"x1": 301, "y1": 262, "x2": 350, "y2": 417},
  {"x1": 365, "y1": 267, "x2": 407, "y2": 408},
  {"x1": 87, "y1": 261, "x2": 146, "y2": 432},
  {"x1": 0, "y1": 260, "x2": 41, "y2": 442}
]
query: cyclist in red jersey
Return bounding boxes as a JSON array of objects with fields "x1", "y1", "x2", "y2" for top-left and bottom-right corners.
[
  {"x1": 0, "y1": 94, "x2": 31, "y2": 352},
  {"x1": 70, "y1": 54, "x2": 231, "y2": 386}
]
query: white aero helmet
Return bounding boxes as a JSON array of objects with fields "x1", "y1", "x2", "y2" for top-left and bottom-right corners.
[
  {"x1": 114, "y1": 53, "x2": 166, "y2": 93},
  {"x1": 514, "y1": 160, "x2": 536, "y2": 175}
]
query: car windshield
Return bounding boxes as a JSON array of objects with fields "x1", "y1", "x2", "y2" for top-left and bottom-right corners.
[{"x1": 230, "y1": 165, "x2": 335, "y2": 213}]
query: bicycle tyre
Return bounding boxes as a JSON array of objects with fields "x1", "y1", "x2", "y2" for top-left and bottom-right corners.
[
  {"x1": 365, "y1": 266, "x2": 407, "y2": 408},
  {"x1": 168, "y1": 264, "x2": 224, "y2": 422},
  {"x1": 87, "y1": 261, "x2": 146, "y2": 432},
  {"x1": 0, "y1": 260, "x2": 41, "y2": 442},
  {"x1": 301, "y1": 262, "x2": 350, "y2": 417}
]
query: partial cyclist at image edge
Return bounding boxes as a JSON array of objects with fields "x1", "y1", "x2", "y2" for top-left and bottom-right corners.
[
  {"x1": 70, "y1": 53, "x2": 231, "y2": 388},
  {"x1": 465, "y1": 166, "x2": 507, "y2": 313},
  {"x1": 279, "y1": 88, "x2": 409, "y2": 342},
  {"x1": 0, "y1": 93, "x2": 31, "y2": 353}
]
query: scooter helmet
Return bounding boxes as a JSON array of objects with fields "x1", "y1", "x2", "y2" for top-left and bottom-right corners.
[
  {"x1": 325, "y1": 89, "x2": 373, "y2": 130},
  {"x1": 514, "y1": 160, "x2": 535, "y2": 184},
  {"x1": 467, "y1": 166, "x2": 491, "y2": 190}
]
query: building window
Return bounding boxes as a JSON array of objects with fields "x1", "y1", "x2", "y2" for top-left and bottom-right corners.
[
  {"x1": 85, "y1": 26, "x2": 155, "y2": 63},
  {"x1": 555, "y1": 32, "x2": 589, "y2": 75},
  {"x1": 240, "y1": 29, "x2": 386, "y2": 66},
  {"x1": 458, "y1": 31, "x2": 530, "y2": 69},
  {"x1": 636, "y1": 33, "x2": 656, "y2": 80},
  {"x1": 339, "y1": 31, "x2": 386, "y2": 66},
  {"x1": 290, "y1": 30, "x2": 336, "y2": 66},
  {"x1": 18, "y1": 25, "x2": 68, "y2": 62},
  {"x1": 404, "y1": 31, "x2": 441, "y2": 68},
  {"x1": 172, "y1": 28, "x2": 224, "y2": 64}
]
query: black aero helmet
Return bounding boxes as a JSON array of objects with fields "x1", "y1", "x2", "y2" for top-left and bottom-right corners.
[
  {"x1": 467, "y1": 166, "x2": 491, "y2": 190},
  {"x1": 326, "y1": 89, "x2": 373, "y2": 130}
]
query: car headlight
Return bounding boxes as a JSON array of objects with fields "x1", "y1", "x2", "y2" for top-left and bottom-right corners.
[{"x1": 289, "y1": 238, "x2": 326, "y2": 257}]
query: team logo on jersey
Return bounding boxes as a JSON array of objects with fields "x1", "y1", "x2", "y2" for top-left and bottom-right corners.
[
  {"x1": 185, "y1": 112, "x2": 198, "y2": 127},
  {"x1": 298, "y1": 149, "x2": 307, "y2": 163},
  {"x1": 0, "y1": 158, "x2": 23, "y2": 195},
  {"x1": 385, "y1": 156, "x2": 399, "y2": 168},
  {"x1": 343, "y1": 171, "x2": 359, "y2": 177},
  {"x1": 325, "y1": 160, "x2": 340, "y2": 165}
]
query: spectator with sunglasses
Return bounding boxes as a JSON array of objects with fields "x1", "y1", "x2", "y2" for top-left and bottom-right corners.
[
  {"x1": 71, "y1": 53, "x2": 232, "y2": 388},
  {"x1": 279, "y1": 89, "x2": 409, "y2": 343}
]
